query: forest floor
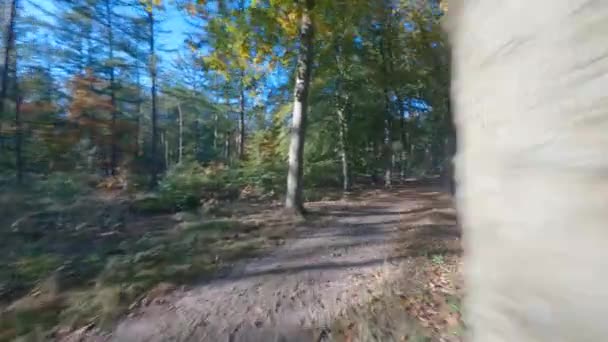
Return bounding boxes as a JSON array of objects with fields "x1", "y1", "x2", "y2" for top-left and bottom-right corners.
[{"x1": 64, "y1": 180, "x2": 464, "y2": 342}]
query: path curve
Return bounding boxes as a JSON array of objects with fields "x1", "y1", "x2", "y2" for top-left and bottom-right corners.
[{"x1": 92, "y1": 188, "x2": 431, "y2": 342}]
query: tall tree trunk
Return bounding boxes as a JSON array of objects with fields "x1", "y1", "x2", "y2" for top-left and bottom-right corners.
[
  {"x1": 223, "y1": 92, "x2": 231, "y2": 162},
  {"x1": 14, "y1": 95, "x2": 22, "y2": 185},
  {"x1": 161, "y1": 131, "x2": 168, "y2": 169},
  {"x1": 238, "y1": 72, "x2": 246, "y2": 160},
  {"x1": 385, "y1": 21, "x2": 398, "y2": 188},
  {"x1": 134, "y1": 62, "x2": 142, "y2": 157},
  {"x1": 337, "y1": 104, "x2": 351, "y2": 192},
  {"x1": 105, "y1": 0, "x2": 118, "y2": 175},
  {"x1": 383, "y1": 89, "x2": 392, "y2": 188},
  {"x1": 2, "y1": 0, "x2": 18, "y2": 183},
  {"x1": 194, "y1": 118, "x2": 201, "y2": 159},
  {"x1": 213, "y1": 113, "x2": 218, "y2": 151},
  {"x1": 224, "y1": 132, "x2": 230, "y2": 161},
  {"x1": 399, "y1": 96, "x2": 407, "y2": 181},
  {"x1": 335, "y1": 34, "x2": 351, "y2": 193},
  {"x1": 177, "y1": 103, "x2": 184, "y2": 164},
  {"x1": 237, "y1": 0, "x2": 246, "y2": 162},
  {"x1": 285, "y1": 0, "x2": 315, "y2": 213},
  {"x1": 135, "y1": 101, "x2": 142, "y2": 157},
  {"x1": 378, "y1": 22, "x2": 394, "y2": 188},
  {"x1": 148, "y1": 9, "x2": 159, "y2": 187},
  {"x1": 1, "y1": 0, "x2": 16, "y2": 124}
]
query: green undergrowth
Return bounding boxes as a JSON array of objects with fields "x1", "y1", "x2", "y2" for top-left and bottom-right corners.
[
  {"x1": 0, "y1": 200, "x2": 278, "y2": 341},
  {"x1": 130, "y1": 162, "x2": 242, "y2": 214}
]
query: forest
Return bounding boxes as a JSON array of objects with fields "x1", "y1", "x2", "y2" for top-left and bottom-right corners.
[{"x1": 0, "y1": 0, "x2": 458, "y2": 341}]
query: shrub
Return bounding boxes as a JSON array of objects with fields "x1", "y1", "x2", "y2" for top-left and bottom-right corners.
[
  {"x1": 33, "y1": 173, "x2": 88, "y2": 203},
  {"x1": 157, "y1": 162, "x2": 207, "y2": 211},
  {"x1": 240, "y1": 160, "x2": 286, "y2": 195},
  {"x1": 152, "y1": 162, "x2": 241, "y2": 212},
  {"x1": 304, "y1": 159, "x2": 341, "y2": 188}
]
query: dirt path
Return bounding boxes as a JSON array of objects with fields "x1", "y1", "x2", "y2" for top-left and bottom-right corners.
[{"x1": 86, "y1": 185, "x2": 449, "y2": 342}]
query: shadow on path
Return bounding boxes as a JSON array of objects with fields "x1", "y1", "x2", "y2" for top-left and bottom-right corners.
[{"x1": 85, "y1": 182, "x2": 459, "y2": 342}]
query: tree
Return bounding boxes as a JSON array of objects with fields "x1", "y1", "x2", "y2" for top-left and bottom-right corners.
[
  {"x1": 0, "y1": 0, "x2": 16, "y2": 119},
  {"x1": 133, "y1": 0, "x2": 163, "y2": 186},
  {"x1": 103, "y1": 0, "x2": 119, "y2": 175},
  {"x1": 188, "y1": 0, "x2": 259, "y2": 162},
  {"x1": 148, "y1": 7, "x2": 159, "y2": 186},
  {"x1": 314, "y1": 0, "x2": 370, "y2": 193},
  {"x1": 1, "y1": 0, "x2": 21, "y2": 183},
  {"x1": 8, "y1": 0, "x2": 452, "y2": 197},
  {"x1": 284, "y1": 0, "x2": 315, "y2": 213}
]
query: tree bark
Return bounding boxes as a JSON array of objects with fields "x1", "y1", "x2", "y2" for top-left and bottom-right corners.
[
  {"x1": 161, "y1": 131, "x2": 169, "y2": 168},
  {"x1": 224, "y1": 132, "x2": 230, "y2": 161},
  {"x1": 1, "y1": 0, "x2": 16, "y2": 124},
  {"x1": 285, "y1": 0, "x2": 315, "y2": 213},
  {"x1": 450, "y1": 1, "x2": 608, "y2": 340},
  {"x1": 194, "y1": 118, "x2": 201, "y2": 159},
  {"x1": 134, "y1": 60, "x2": 142, "y2": 157},
  {"x1": 14, "y1": 94, "x2": 22, "y2": 185},
  {"x1": 337, "y1": 104, "x2": 351, "y2": 192},
  {"x1": 378, "y1": 21, "x2": 394, "y2": 188},
  {"x1": 383, "y1": 89, "x2": 392, "y2": 188},
  {"x1": 238, "y1": 72, "x2": 246, "y2": 160},
  {"x1": 147, "y1": 9, "x2": 159, "y2": 188},
  {"x1": 399, "y1": 96, "x2": 407, "y2": 181},
  {"x1": 2, "y1": 0, "x2": 18, "y2": 183},
  {"x1": 177, "y1": 103, "x2": 184, "y2": 164},
  {"x1": 334, "y1": 35, "x2": 351, "y2": 193},
  {"x1": 213, "y1": 113, "x2": 218, "y2": 151},
  {"x1": 106, "y1": 0, "x2": 118, "y2": 175}
]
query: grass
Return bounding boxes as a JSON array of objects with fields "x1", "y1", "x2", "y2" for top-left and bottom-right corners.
[{"x1": 0, "y1": 196, "x2": 290, "y2": 341}]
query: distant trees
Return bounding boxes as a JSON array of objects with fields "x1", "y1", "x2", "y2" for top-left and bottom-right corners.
[{"x1": 2, "y1": 0, "x2": 450, "y2": 208}]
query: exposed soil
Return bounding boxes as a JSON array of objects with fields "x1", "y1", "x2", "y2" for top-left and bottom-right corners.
[{"x1": 72, "y1": 181, "x2": 461, "y2": 342}]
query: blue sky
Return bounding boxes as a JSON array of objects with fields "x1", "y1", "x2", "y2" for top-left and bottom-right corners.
[
  {"x1": 22, "y1": 0, "x2": 288, "y2": 113},
  {"x1": 25, "y1": 0, "x2": 191, "y2": 59}
]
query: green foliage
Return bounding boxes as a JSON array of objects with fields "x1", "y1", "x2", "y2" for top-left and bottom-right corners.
[
  {"x1": 12, "y1": 255, "x2": 62, "y2": 285},
  {"x1": 304, "y1": 159, "x2": 341, "y2": 188},
  {"x1": 241, "y1": 127, "x2": 287, "y2": 194},
  {"x1": 0, "y1": 190, "x2": 281, "y2": 340},
  {"x1": 446, "y1": 294, "x2": 462, "y2": 314},
  {"x1": 54, "y1": 218, "x2": 258, "y2": 330},
  {"x1": 157, "y1": 162, "x2": 208, "y2": 210},
  {"x1": 134, "y1": 162, "x2": 242, "y2": 213},
  {"x1": 240, "y1": 161, "x2": 286, "y2": 194},
  {"x1": 130, "y1": 195, "x2": 175, "y2": 214},
  {"x1": 431, "y1": 254, "x2": 445, "y2": 266},
  {"x1": 32, "y1": 173, "x2": 88, "y2": 203}
]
